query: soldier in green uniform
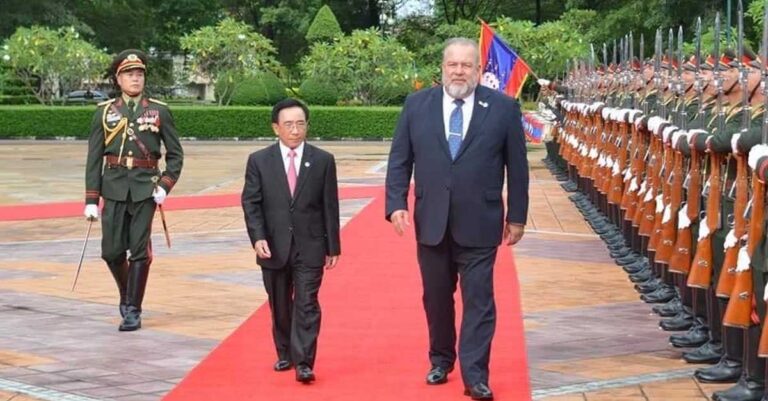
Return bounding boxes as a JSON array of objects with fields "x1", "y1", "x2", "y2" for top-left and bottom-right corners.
[{"x1": 83, "y1": 49, "x2": 184, "y2": 331}]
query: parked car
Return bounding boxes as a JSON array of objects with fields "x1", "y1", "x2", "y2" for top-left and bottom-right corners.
[{"x1": 64, "y1": 90, "x2": 109, "y2": 104}]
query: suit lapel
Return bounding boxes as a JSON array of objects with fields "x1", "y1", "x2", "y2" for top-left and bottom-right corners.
[
  {"x1": 291, "y1": 144, "x2": 314, "y2": 204},
  {"x1": 454, "y1": 87, "x2": 490, "y2": 161},
  {"x1": 270, "y1": 144, "x2": 293, "y2": 204},
  {"x1": 430, "y1": 88, "x2": 452, "y2": 160}
]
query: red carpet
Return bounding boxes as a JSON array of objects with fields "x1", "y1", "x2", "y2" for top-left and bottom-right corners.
[
  {"x1": 163, "y1": 190, "x2": 531, "y2": 401},
  {"x1": 0, "y1": 186, "x2": 381, "y2": 221}
]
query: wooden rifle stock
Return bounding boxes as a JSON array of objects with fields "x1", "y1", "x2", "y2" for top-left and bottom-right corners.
[
  {"x1": 723, "y1": 169, "x2": 764, "y2": 329},
  {"x1": 716, "y1": 155, "x2": 749, "y2": 297},
  {"x1": 670, "y1": 149, "x2": 703, "y2": 273},
  {"x1": 656, "y1": 150, "x2": 685, "y2": 263},
  {"x1": 687, "y1": 154, "x2": 723, "y2": 289},
  {"x1": 609, "y1": 121, "x2": 630, "y2": 204},
  {"x1": 649, "y1": 145, "x2": 675, "y2": 251},
  {"x1": 638, "y1": 138, "x2": 662, "y2": 235}
]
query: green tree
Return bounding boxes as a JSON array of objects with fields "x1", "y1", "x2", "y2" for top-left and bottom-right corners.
[
  {"x1": 180, "y1": 18, "x2": 281, "y2": 105},
  {"x1": 306, "y1": 5, "x2": 343, "y2": 43},
  {"x1": 1, "y1": 25, "x2": 109, "y2": 105},
  {"x1": 300, "y1": 28, "x2": 417, "y2": 105}
]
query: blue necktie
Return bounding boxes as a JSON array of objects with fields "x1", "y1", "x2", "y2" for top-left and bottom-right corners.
[{"x1": 448, "y1": 99, "x2": 464, "y2": 160}]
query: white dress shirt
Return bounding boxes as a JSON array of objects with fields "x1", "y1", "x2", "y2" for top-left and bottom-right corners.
[
  {"x1": 442, "y1": 89, "x2": 475, "y2": 140},
  {"x1": 278, "y1": 140, "x2": 304, "y2": 177}
]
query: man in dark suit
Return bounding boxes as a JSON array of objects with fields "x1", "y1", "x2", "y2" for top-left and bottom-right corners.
[
  {"x1": 241, "y1": 98, "x2": 341, "y2": 383},
  {"x1": 385, "y1": 38, "x2": 528, "y2": 400}
]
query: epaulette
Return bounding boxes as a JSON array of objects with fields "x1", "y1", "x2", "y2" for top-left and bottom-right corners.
[
  {"x1": 148, "y1": 98, "x2": 168, "y2": 106},
  {"x1": 97, "y1": 98, "x2": 116, "y2": 107}
]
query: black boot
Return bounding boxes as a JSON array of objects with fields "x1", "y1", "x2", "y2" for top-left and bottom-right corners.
[
  {"x1": 119, "y1": 260, "x2": 150, "y2": 332},
  {"x1": 683, "y1": 340, "x2": 723, "y2": 364},
  {"x1": 106, "y1": 257, "x2": 128, "y2": 317},
  {"x1": 652, "y1": 298, "x2": 684, "y2": 317},
  {"x1": 659, "y1": 310, "x2": 694, "y2": 331},
  {"x1": 629, "y1": 268, "x2": 654, "y2": 283},
  {"x1": 669, "y1": 321, "x2": 709, "y2": 348},
  {"x1": 641, "y1": 285, "x2": 677, "y2": 303},
  {"x1": 696, "y1": 357, "x2": 743, "y2": 383},
  {"x1": 712, "y1": 374, "x2": 764, "y2": 401}
]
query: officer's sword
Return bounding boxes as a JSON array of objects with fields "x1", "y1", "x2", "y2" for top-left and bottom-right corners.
[
  {"x1": 152, "y1": 176, "x2": 172, "y2": 248},
  {"x1": 71, "y1": 218, "x2": 94, "y2": 291}
]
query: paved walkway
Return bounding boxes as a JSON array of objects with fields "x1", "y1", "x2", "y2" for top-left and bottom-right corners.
[{"x1": 0, "y1": 140, "x2": 731, "y2": 400}]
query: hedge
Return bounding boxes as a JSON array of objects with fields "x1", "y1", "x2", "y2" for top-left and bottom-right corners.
[{"x1": 0, "y1": 105, "x2": 402, "y2": 139}]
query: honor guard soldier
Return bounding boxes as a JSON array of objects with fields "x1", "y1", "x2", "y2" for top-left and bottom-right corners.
[{"x1": 83, "y1": 49, "x2": 184, "y2": 331}]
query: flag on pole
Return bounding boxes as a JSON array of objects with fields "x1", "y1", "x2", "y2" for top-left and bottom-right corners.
[{"x1": 478, "y1": 20, "x2": 532, "y2": 99}]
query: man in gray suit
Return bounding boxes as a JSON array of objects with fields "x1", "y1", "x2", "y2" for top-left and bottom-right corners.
[
  {"x1": 242, "y1": 98, "x2": 340, "y2": 383},
  {"x1": 385, "y1": 38, "x2": 529, "y2": 400}
]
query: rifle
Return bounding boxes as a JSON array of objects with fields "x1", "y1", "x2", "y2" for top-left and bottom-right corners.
[
  {"x1": 723, "y1": 0, "x2": 756, "y2": 328},
  {"x1": 688, "y1": 13, "x2": 726, "y2": 289},
  {"x1": 670, "y1": 21, "x2": 704, "y2": 273},
  {"x1": 757, "y1": 1, "x2": 768, "y2": 348}
]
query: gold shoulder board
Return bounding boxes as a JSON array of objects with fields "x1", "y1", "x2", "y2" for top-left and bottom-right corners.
[
  {"x1": 97, "y1": 98, "x2": 116, "y2": 107},
  {"x1": 148, "y1": 98, "x2": 168, "y2": 106}
]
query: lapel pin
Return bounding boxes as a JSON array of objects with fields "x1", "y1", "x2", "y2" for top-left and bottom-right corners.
[
  {"x1": 305, "y1": 162, "x2": 311, "y2": 167},
  {"x1": 478, "y1": 101, "x2": 488, "y2": 108}
]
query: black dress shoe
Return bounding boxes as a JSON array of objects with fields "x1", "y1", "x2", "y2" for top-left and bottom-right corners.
[
  {"x1": 641, "y1": 286, "x2": 677, "y2": 303},
  {"x1": 629, "y1": 269, "x2": 654, "y2": 283},
  {"x1": 118, "y1": 307, "x2": 141, "y2": 331},
  {"x1": 652, "y1": 298, "x2": 684, "y2": 317},
  {"x1": 670, "y1": 324, "x2": 708, "y2": 348},
  {"x1": 624, "y1": 261, "x2": 650, "y2": 274},
  {"x1": 274, "y1": 360, "x2": 292, "y2": 371},
  {"x1": 464, "y1": 383, "x2": 493, "y2": 400},
  {"x1": 695, "y1": 357, "x2": 742, "y2": 383},
  {"x1": 659, "y1": 311, "x2": 694, "y2": 331},
  {"x1": 616, "y1": 254, "x2": 641, "y2": 265},
  {"x1": 635, "y1": 278, "x2": 663, "y2": 294},
  {"x1": 711, "y1": 376, "x2": 764, "y2": 401},
  {"x1": 682, "y1": 341, "x2": 723, "y2": 364},
  {"x1": 295, "y1": 365, "x2": 315, "y2": 383},
  {"x1": 426, "y1": 366, "x2": 453, "y2": 385}
]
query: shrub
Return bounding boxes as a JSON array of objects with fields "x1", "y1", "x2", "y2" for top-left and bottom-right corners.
[
  {"x1": 0, "y1": 105, "x2": 402, "y2": 139},
  {"x1": 306, "y1": 5, "x2": 343, "y2": 44},
  {"x1": 229, "y1": 72, "x2": 287, "y2": 106},
  {"x1": 299, "y1": 78, "x2": 339, "y2": 105}
]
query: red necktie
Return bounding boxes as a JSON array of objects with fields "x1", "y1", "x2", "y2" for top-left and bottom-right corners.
[{"x1": 287, "y1": 149, "x2": 297, "y2": 196}]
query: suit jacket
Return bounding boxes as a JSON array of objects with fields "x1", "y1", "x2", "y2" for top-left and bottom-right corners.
[
  {"x1": 85, "y1": 96, "x2": 183, "y2": 205},
  {"x1": 242, "y1": 142, "x2": 341, "y2": 269},
  {"x1": 385, "y1": 85, "x2": 529, "y2": 247}
]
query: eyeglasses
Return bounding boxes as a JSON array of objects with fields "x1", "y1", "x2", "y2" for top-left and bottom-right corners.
[{"x1": 282, "y1": 122, "x2": 308, "y2": 131}]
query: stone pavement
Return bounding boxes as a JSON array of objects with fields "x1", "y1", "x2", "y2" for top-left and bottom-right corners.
[{"x1": 0, "y1": 140, "x2": 732, "y2": 400}]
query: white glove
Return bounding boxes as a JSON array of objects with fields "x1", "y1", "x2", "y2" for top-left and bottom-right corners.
[
  {"x1": 698, "y1": 218, "x2": 710, "y2": 240},
  {"x1": 153, "y1": 186, "x2": 167, "y2": 205},
  {"x1": 731, "y1": 133, "x2": 741, "y2": 155},
  {"x1": 724, "y1": 229, "x2": 738, "y2": 249},
  {"x1": 84, "y1": 204, "x2": 99, "y2": 220},
  {"x1": 612, "y1": 162, "x2": 621, "y2": 176},
  {"x1": 537, "y1": 78, "x2": 551, "y2": 87},
  {"x1": 629, "y1": 178, "x2": 639, "y2": 192},
  {"x1": 672, "y1": 130, "x2": 686, "y2": 148},
  {"x1": 735, "y1": 246, "x2": 751, "y2": 272},
  {"x1": 662, "y1": 204, "x2": 672, "y2": 224},
  {"x1": 748, "y1": 144, "x2": 768, "y2": 170},
  {"x1": 644, "y1": 188, "x2": 654, "y2": 202},
  {"x1": 764, "y1": 281, "x2": 768, "y2": 302},
  {"x1": 677, "y1": 205, "x2": 690, "y2": 229},
  {"x1": 655, "y1": 194, "x2": 665, "y2": 213}
]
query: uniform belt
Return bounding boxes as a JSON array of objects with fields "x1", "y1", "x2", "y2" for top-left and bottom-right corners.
[{"x1": 105, "y1": 155, "x2": 158, "y2": 169}]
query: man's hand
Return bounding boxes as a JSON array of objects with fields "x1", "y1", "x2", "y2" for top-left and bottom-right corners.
[
  {"x1": 325, "y1": 255, "x2": 339, "y2": 270},
  {"x1": 254, "y1": 240, "x2": 272, "y2": 259},
  {"x1": 84, "y1": 204, "x2": 99, "y2": 221},
  {"x1": 537, "y1": 78, "x2": 551, "y2": 87},
  {"x1": 390, "y1": 209, "x2": 410, "y2": 236},
  {"x1": 153, "y1": 186, "x2": 167, "y2": 205},
  {"x1": 503, "y1": 223, "x2": 525, "y2": 245}
]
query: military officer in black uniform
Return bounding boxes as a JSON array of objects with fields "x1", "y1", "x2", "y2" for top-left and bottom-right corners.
[{"x1": 83, "y1": 49, "x2": 184, "y2": 331}]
